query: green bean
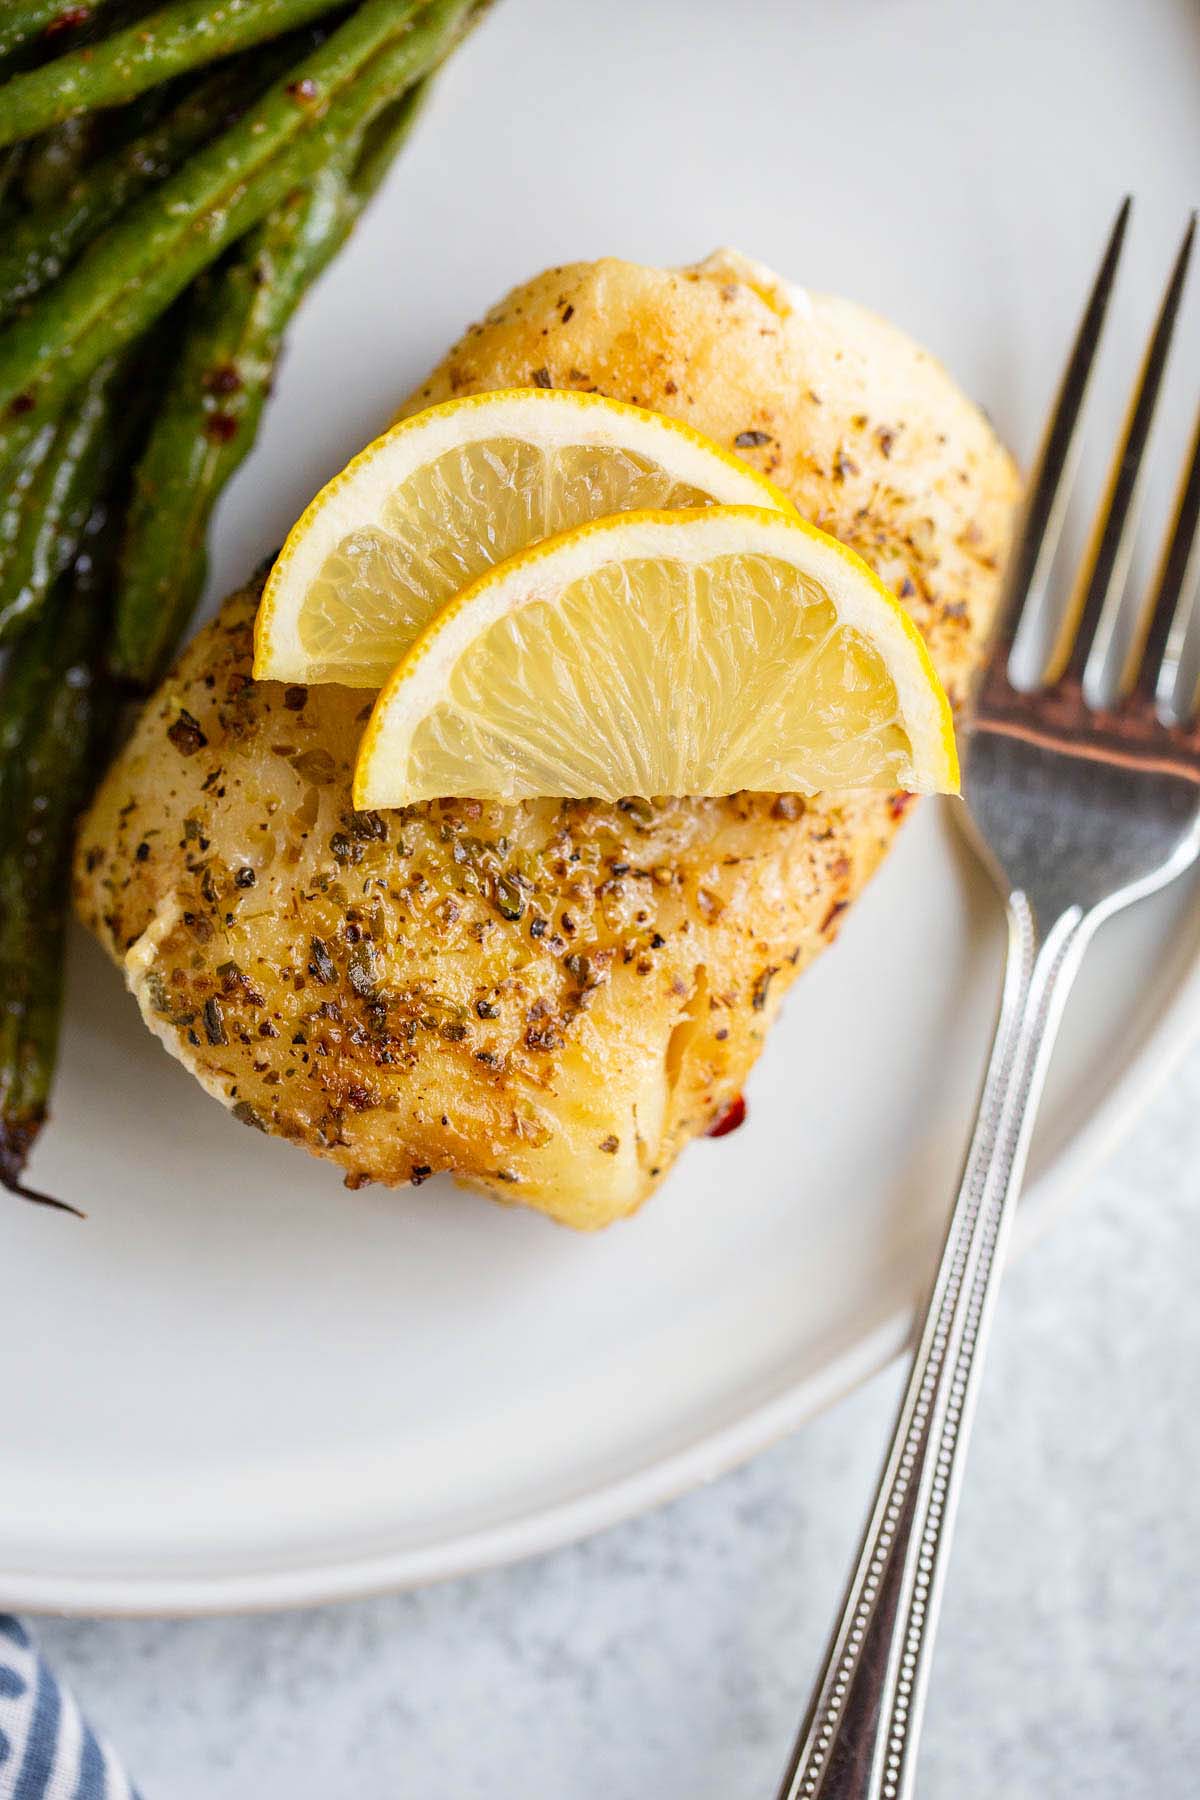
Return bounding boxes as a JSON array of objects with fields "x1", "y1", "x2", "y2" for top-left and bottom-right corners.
[
  {"x1": 0, "y1": 0, "x2": 472, "y2": 466},
  {"x1": 0, "y1": 145, "x2": 27, "y2": 214},
  {"x1": 0, "y1": 413, "x2": 62, "y2": 580},
  {"x1": 0, "y1": 1, "x2": 123, "y2": 69},
  {"x1": 0, "y1": 539, "x2": 117, "y2": 1211},
  {"x1": 0, "y1": 0, "x2": 343, "y2": 147},
  {"x1": 350, "y1": 71, "x2": 433, "y2": 197},
  {"x1": 0, "y1": 37, "x2": 320, "y2": 323},
  {"x1": 19, "y1": 114, "x2": 94, "y2": 208},
  {"x1": 0, "y1": 353, "x2": 127, "y2": 645},
  {"x1": 113, "y1": 81, "x2": 430, "y2": 685}
]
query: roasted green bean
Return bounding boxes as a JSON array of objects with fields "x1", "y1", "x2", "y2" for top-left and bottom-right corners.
[
  {"x1": 0, "y1": 0, "x2": 472, "y2": 467},
  {"x1": 114, "y1": 80, "x2": 430, "y2": 683}
]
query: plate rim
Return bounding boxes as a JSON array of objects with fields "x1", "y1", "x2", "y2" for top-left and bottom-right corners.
[{"x1": 7, "y1": 929, "x2": 1197, "y2": 1618}]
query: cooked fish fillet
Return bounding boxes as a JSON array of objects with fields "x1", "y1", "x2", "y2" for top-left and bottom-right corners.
[{"x1": 74, "y1": 251, "x2": 1018, "y2": 1229}]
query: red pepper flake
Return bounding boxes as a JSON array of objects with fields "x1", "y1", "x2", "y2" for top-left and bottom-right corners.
[
  {"x1": 888, "y1": 791, "x2": 916, "y2": 821},
  {"x1": 205, "y1": 363, "x2": 242, "y2": 396},
  {"x1": 530, "y1": 366, "x2": 552, "y2": 388},
  {"x1": 45, "y1": 6, "x2": 91, "y2": 36},
  {"x1": 735, "y1": 429, "x2": 772, "y2": 448},
  {"x1": 204, "y1": 412, "x2": 238, "y2": 444},
  {"x1": 664, "y1": 379, "x2": 678, "y2": 396},
  {"x1": 217, "y1": 961, "x2": 262, "y2": 1004},
  {"x1": 707, "y1": 1093, "x2": 747, "y2": 1138},
  {"x1": 820, "y1": 899, "x2": 849, "y2": 934}
]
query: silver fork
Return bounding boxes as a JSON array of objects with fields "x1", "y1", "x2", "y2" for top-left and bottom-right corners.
[{"x1": 773, "y1": 199, "x2": 1200, "y2": 1800}]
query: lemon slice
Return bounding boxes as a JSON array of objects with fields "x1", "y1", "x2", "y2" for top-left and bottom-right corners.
[
  {"x1": 354, "y1": 506, "x2": 959, "y2": 808},
  {"x1": 253, "y1": 389, "x2": 794, "y2": 687}
]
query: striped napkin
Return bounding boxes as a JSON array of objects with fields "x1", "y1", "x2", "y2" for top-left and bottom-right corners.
[{"x1": 0, "y1": 1618, "x2": 140, "y2": 1800}]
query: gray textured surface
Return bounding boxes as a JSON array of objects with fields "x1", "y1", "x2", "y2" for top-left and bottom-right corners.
[{"x1": 31, "y1": 1044, "x2": 1200, "y2": 1799}]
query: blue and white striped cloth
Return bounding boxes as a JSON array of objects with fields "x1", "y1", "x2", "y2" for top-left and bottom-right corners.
[{"x1": 0, "y1": 1618, "x2": 140, "y2": 1800}]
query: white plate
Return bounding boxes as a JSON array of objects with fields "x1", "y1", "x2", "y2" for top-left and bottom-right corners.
[{"x1": 2, "y1": 0, "x2": 1198, "y2": 1616}]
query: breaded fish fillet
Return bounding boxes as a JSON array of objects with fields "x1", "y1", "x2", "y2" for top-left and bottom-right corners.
[{"x1": 74, "y1": 251, "x2": 1018, "y2": 1228}]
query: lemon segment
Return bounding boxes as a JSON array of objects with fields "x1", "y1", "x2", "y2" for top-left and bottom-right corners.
[
  {"x1": 253, "y1": 389, "x2": 794, "y2": 687},
  {"x1": 353, "y1": 507, "x2": 959, "y2": 808}
]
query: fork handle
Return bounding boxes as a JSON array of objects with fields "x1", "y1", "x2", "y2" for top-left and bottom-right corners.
[{"x1": 774, "y1": 890, "x2": 1094, "y2": 1800}]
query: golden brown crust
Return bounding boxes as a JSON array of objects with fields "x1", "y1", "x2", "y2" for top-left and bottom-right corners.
[
  {"x1": 74, "y1": 252, "x2": 1019, "y2": 1228},
  {"x1": 401, "y1": 251, "x2": 1018, "y2": 715},
  {"x1": 75, "y1": 580, "x2": 896, "y2": 1226}
]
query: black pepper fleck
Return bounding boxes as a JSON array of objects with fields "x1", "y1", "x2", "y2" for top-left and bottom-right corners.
[
  {"x1": 308, "y1": 937, "x2": 336, "y2": 983},
  {"x1": 167, "y1": 709, "x2": 207, "y2": 755},
  {"x1": 751, "y1": 967, "x2": 777, "y2": 1011},
  {"x1": 203, "y1": 996, "x2": 227, "y2": 1046}
]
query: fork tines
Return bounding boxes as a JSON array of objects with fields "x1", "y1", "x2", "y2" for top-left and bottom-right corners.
[{"x1": 985, "y1": 201, "x2": 1200, "y2": 730}]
